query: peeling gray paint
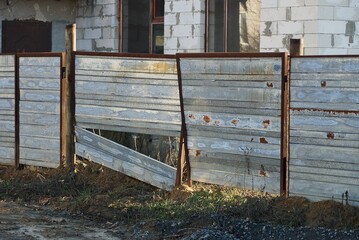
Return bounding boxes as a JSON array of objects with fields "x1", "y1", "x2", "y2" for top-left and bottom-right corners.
[
  {"x1": 286, "y1": 7, "x2": 291, "y2": 21},
  {"x1": 345, "y1": 21, "x2": 356, "y2": 44},
  {"x1": 331, "y1": 34, "x2": 334, "y2": 47},
  {"x1": 263, "y1": 21, "x2": 272, "y2": 37},
  {"x1": 282, "y1": 34, "x2": 293, "y2": 50}
]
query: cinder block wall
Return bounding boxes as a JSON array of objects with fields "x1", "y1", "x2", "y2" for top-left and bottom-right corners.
[
  {"x1": 164, "y1": 0, "x2": 206, "y2": 54},
  {"x1": 76, "y1": 0, "x2": 119, "y2": 52},
  {"x1": 260, "y1": 0, "x2": 359, "y2": 55}
]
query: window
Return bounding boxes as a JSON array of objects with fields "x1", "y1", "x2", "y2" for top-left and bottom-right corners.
[
  {"x1": 206, "y1": 0, "x2": 260, "y2": 52},
  {"x1": 120, "y1": 0, "x2": 164, "y2": 54}
]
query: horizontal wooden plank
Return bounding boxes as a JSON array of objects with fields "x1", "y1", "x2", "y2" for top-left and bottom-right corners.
[
  {"x1": 75, "y1": 75, "x2": 178, "y2": 84},
  {"x1": 76, "y1": 105, "x2": 181, "y2": 124},
  {"x1": 0, "y1": 146, "x2": 15, "y2": 159},
  {"x1": 290, "y1": 115, "x2": 359, "y2": 133},
  {"x1": 183, "y1": 99, "x2": 280, "y2": 110},
  {"x1": 75, "y1": 56, "x2": 177, "y2": 74},
  {"x1": 0, "y1": 158, "x2": 14, "y2": 166},
  {"x1": 290, "y1": 102, "x2": 359, "y2": 111},
  {"x1": 290, "y1": 136, "x2": 359, "y2": 148},
  {"x1": 20, "y1": 136, "x2": 59, "y2": 151},
  {"x1": 20, "y1": 66, "x2": 60, "y2": 78},
  {"x1": 0, "y1": 136, "x2": 15, "y2": 143},
  {"x1": 75, "y1": 81, "x2": 179, "y2": 99},
  {"x1": 75, "y1": 70, "x2": 176, "y2": 80},
  {"x1": 290, "y1": 129, "x2": 359, "y2": 141},
  {"x1": 290, "y1": 79, "x2": 359, "y2": 88},
  {"x1": 180, "y1": 73, "x2": 282, "y2": 81},
  {"x1": 0, "y1": 121, "x2": 15, "y2": 132},
  {"x1": 19, "y1": 57, "x2": 60, "y2": 66},
  {"x1": 184, "y1": 105, "x2": 281, "y2": 116},
  {"x1": 290, "y1": 143, "x2": 359, "y2": 164},
  {"x1": 0, "y1": 115, "x2": 15, "y2": 121},
  {"x1": 0, "y1": 55, "x2": 15, "y2": 66},
  {"x1": 181, "y1": 79, "x2": 281, "y2": 88},
  {"x1": 179, "y1": 58, "x2": 282, "y2": 75},
  {"x1": 290, "y1": 73, "x2": 359, "y2": 81},
  {"x1": 19, "y1": 101, "x2": 60, "y2": 114},
  {"x1": 188, "y1": 136, "x2": 280, "y2": 159},
  {"x1": 76, "y1": 99, "x2": 180, "y2": 112},
  {"x1": 20, "y1": 78, "x2": 60, "y2": 90},
  {"x1": 76, "y1": 94, "x2": 180, "y2": 105},
  {"x1": 291, "y1": 87, "x2": 359, "y2": 104},
  {"x1": 191, "y1": 168, "x2": 280, "y2": 193},
  {"x1": 187, "y1": 124, "x2": 281, "y2": 138},
  {"x1": 0, "y1": 77, "x2": 15, "y2": 88},
  {"x1": 291, "y1": 58, "x2": 359, "y2": 73},
  {"x1": 76, "y1": 122, "x2": 180, "y2": 137},
  {"x1": 19, "y1": 147, "x2": 60, "y2": 163},
  {"x1": 0, "y1": 131, "x2": 15, "y2": 138},
  {"x1": 0, "y1": 99, "x2": 14, "y2": 110},
  {"x1": 290, "y1": 109, "x2": 359, "y2": 118},
  {"x1": 75, "y1": 127, "x2": 176, "y2": 180},
  {"x1": 182, "y1": 86, "x2": 281, "y2": 102},
  {"x1": 20, "y1": 90, "x2": 60, "y2": 102},
  {"x1": 185, "y1": 111, "x2": 281, "y2": 132},
  {"x1": 289, "y1": 179, "x2": 359, "y2": 204},
  {"x1": 0, "y1": 142, "x2": 14, "y2": 148},
  {"x1": 290, "y1": 166, "x2": 359, "y2": 181},
  {"x1": 20, "y1": 124, "x2": 60, "y2": 138},
  {"x1": 19, "y1": 113, "x2": 60, "y2": 126}
]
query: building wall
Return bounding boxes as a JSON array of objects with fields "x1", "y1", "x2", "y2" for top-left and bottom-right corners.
[
  {"x1": 76, "y1": 0, "x2": 119, "y2": 52},
  {"x1": 260, "y1": 0, "x2": 359, "y2": 55},
  {"x1": 164, "y1": 0, "x2": 206, "y2": 54},
  {"x1": 0, "y1": 0, "x2": 75, "y2": 52}
]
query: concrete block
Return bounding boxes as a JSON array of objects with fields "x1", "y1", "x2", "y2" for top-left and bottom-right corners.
[
  {"x1": 84, "y1": 28, "x2": 102, "y2": 39},
  {"x1": 261, "y1": 0, "x2": 278, "y2": 8},
  {"x1": 304, "y1": 0, "x2": 349, "y2": 6},
  {"x1": 317, "y1": 47, "x2": 348, "y2": 55},
  {"x1": 77, "y1": 39, "x2": 93, "y2": 51},
  {"x1": 178, "y1": 36, "x2": 204, "y2": 50},
  {"x1": 96, "y1": 0, "x2": 116, "y2": 5},
  {"x1": 334, "y1": 7, "x2": 359, "y2": 21},
  {"x1": 347, "y1": 48, "x2": 359, "y2": 54},
  {"x1": 260, "y1": 35, "x2": 287, "y2": 48},
  {"x1": 260, "y1": 21, "x2": 278, "y2": 36},
  {"x1": 94, "y1": 39, "x2": 118, "y2": 51},
  {"x1": 164, "y1": 13, "x2": 178, "y2": 25},
  {"x1": 304, "y1": 47, "x2": 319, "y2": 55},
  {"x1": 350, "y1": 0, "x2": 359, "y2": 7},
  {"x1": 171, "y1": 24, "x2": 204, "y2": 37},
  {"x1": 102, "y1": 27, "x2": 117, "y2": 39},
  {"x1": 164, "y1": 37, "x2": 178, "y2": 50},
  {"x1": 305, "y1": 20, "x2": 346, "y2": 34},
  {"x1": 179, "y1": 12, "x2": 204, "y2": 25},
  {"x1": 93, "y1": 16, "x2": 117, "y2": 27},
  {"x1": 291, "y1": 6, "x2": 333, "y2": 20},
  {"x1": 171, "y1": 1, "x2": 193, "y2": 13},
  {"x1": 278, "y1": 21, "x2": 303, "y2": 34},
  {"x1": 102, "y1": 4, "x2": 117, "y2": 16},
  {"x1": 261, "y1": 8, "x2": 287, "y2": 22},
  {"x1": 278, "y1": 0, "x2": 305, "y2": 7}
]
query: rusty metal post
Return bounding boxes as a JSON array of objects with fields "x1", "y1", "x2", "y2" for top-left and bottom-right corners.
[
  {"x1": 64, "y1": 24, "x2": 76, "y2": 169},
  {"x1": 290, "y1": 39, "x2": 303, "y2": 56}
]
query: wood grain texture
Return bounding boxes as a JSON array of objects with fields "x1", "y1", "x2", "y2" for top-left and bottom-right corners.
[
  {"x1": 289, "y1": 57, "x2": 359, "y2": 205},
  {"x1": 75, "y1": 127, "x2": 176, "y2": 191},
  {"x1": 0, "y1": 55, "x2": 15, "y2": 166},
  {"x1": 179, "y1": 56, "x2": 284, "y2": 193},
  {"x1": 75, "y1": 55, "x2": 181, "y2": 136},
  {"x1": 18, "y1": 56, "x2": 61, "y2": 168}
]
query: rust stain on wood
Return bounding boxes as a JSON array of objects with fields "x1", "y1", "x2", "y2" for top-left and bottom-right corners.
[
  {"x1": 203, "y1": 115, "x2": 211, "y2": 123},
  {"x1": 321, "y1": 81, "x2": 326, "y2": 87},
  {"x1": 195, "y1": 150, "x2": 201, "y2": 157},
  {"x1": 327, "y1": 132, "x2": 335, "y2": 140},
  {"x1": 260, "y1": 137, "x2": 268, "y2": 144},
  {"x1": 267, "y1": 82, "x2": 273, "y2": 88},
  {"x1": 259, "y1": 165, "x2": 267, "y2": 177},
  {"x1": 262, "y1": 119, "x2": 270, "y2": 129},
  {"x1": 189, "y1": 113, "x2": 195, "y2": 119}
]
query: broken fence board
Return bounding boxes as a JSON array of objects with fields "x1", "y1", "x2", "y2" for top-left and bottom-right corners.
[{"x1": 75, "y1": 127, "x2": 176, "y2": 191}]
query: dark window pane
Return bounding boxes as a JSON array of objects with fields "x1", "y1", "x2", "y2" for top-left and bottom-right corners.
[
  {"x1": 155, "y1": 0, "x2": 164, "y2": 17},
  {"x1": 122, "y1": 0, "x2": 150, "y2": 53},
  {"x1": 152, "y1": 24, "x2": 164, "y2": 54},
  {"x1": 208, "y1": 0, "x2": 224, "y2": 52},
  {"x1": 227, "y1": 0, "x2": 240, "y2": 52}
]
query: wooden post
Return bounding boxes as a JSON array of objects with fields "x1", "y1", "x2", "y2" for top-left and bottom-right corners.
[
  {"x1": 64, "y1": 24, "x2": 76, "y2": 169},
  {"x1": 290, "y1": 39, "x2": 304, "y2": 56}
]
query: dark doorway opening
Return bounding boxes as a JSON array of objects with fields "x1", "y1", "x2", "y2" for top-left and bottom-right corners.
[{"x1": 2, "y1": 20, "x2": 52, "y2": 53}]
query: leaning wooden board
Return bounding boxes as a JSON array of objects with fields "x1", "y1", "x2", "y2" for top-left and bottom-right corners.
[
  {"x1": 0, "y1": 55, "x2": 15, "y2": 165},
  {"x1": 178, "y1": 53, "x2": 287, "y2": 194},
  {"x1": 290, "y1": 57, "x2": 359, "y2": 206},
  {"x1": 18, "y1": 55, "x2": 62, "y2": 168}
]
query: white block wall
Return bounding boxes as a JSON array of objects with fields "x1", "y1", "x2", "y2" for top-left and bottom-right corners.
[
  {"x1": 164, "y1": 0, "x2": 206, "y2": 54},
  {"x1": 76, "y1": 0, "x2": 119, "y2": 52},
  {"x1": 260, "y1": 0, "x2": 359, "y2": 55}
]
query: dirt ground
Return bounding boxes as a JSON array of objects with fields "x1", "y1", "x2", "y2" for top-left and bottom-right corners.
[{"x1": 0, "y1": 160, "x2": 359, "y2": 239}]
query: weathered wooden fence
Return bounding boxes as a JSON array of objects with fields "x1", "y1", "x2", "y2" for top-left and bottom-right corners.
[
  {"x1": 18, "y1": 53, "x2": 64, "y2": 168},
  {"x1": 177, "y1": 53, "x2": 288, "y2": 194},
  {"x1": 0, "y1": 55, "x2": 15, "y2": 165},
  {"x1": 73, "y1": 53, "x2": 181, "y2": 190},
  {"x1": 289, "y1": 56, "x2": 359, "y2": 205}
]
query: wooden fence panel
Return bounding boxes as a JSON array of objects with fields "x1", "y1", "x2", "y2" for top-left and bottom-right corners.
[
  {"x1": 290, "y1": 57, "x2": 359, "y2": 205},
  {"x1": 178, "y1": 53, "x2": 287, "y2": 194},
  {"x1": 0, "y1": 55, "x2": 15, "y2": 165},
  {"x1": 18, "y1": 55, "x2": 63, "y2": 168},
  {"x1": 74, "y1": 54, "x2": 181, "y2": 137}
]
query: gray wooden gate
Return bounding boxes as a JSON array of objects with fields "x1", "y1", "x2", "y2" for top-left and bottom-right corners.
[
  {"x1": 0, "y1": 55, "x2": 15, "y2": 165},
  {"x1": 289, "y1": 56, "x2": 359, "y2": 205},
  {"x1": 178, "y1": 53, "x2": 288, "y2": 194},
  {"x1": 74, "y1": 53, "x2": 181, "y2": 190},
  {"x1": 17, "y1": 53, "x2": 64, "y2": 168}
]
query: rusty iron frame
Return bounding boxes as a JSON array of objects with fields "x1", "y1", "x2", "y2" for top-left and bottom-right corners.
[
  {"x1": 15, "y1": 52, "x2": 65, "y2": 168},
  {"x1": 176, "y1": 52, "x2": 289, "y2": 194}
]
